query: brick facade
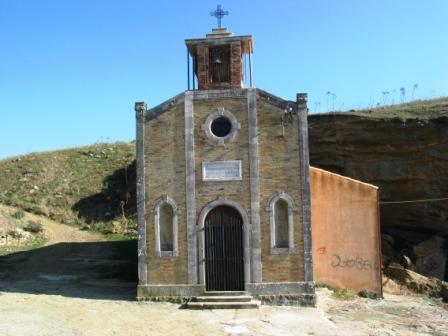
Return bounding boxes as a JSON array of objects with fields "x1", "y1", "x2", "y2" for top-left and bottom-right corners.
[
  {"x1": 140, "y1": 89, "x2": 310, "y2": 286},
  {"x1": 229, "y1": 42, "x2": 243, "y2": 87},
  {"x1": 194, "y1": 43, "x2": 243, "y2": 90},
  {"x1": 144, "y1": 102, "x2": 188, "y2": 284},
  {"x1": 257, "y1": 99, "x2": 305, "y2": 282},
  {"x1": 196, "y1": 44, "x2": 209, "y2": 90}
]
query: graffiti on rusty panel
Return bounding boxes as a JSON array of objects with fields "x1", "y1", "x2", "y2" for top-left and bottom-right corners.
[{"x1": 331, "y1": 254, "x2": 372, "y2": 271}]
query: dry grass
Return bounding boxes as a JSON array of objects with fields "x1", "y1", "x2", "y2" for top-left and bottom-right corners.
[
  {"x1": 0, "y1": 142, "x2": 136, "y2": 236},
  {"x1": 314, "y1": 97, "x2": 448, "y2": 120},
  {"x1": 0, "y1": 205, "x2": 47, "y2": 255}
]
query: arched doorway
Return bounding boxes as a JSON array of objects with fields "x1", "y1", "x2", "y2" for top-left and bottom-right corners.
[{"x1": 204, "y1": 205, "x2": 244, "y2": 291}]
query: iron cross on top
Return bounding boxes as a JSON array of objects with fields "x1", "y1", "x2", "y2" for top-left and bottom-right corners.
[{"x1": 210, "y1": 5, "x2": 229, "y2": 28}]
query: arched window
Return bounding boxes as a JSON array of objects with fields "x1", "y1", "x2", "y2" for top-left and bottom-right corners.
[
  {"x1": 274, "y1": 199, "x2": 289, "y2": 248},
  {"x1": 153, "y1": 196, "x2": 179, "y2": 257},
  {"x1": 266, "y1": 192, "x2": 296, "y2": 254},
  {"x1": 159, "y1": 204, "x2": 174, "y2": 252}
]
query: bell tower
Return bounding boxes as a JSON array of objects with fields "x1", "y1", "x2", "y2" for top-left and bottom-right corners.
[{"x1": 185, "y1": 8, "x2": 253, "y2": 90}]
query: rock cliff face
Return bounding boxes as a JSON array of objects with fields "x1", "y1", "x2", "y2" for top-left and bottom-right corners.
[{"x1": 308, "y1": 99, "x2": 448, "y2": 281}]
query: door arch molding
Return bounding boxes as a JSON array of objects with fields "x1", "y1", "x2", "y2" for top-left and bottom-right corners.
[{"x1": 197, "y1": 198, "x2": 251, "y2": 286}]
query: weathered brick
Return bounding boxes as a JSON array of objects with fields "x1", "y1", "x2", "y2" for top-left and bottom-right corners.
[{"x1": 143, "y1": 91, "x2": 306, "y2": 285}]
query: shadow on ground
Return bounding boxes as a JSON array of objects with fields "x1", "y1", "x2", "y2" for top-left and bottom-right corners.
[
  {"x1": 72, "y1": 161, "x2": 137, "y2": 224},
  {"x1": 0, "y1": 240, "x2": 137, "y2": 301}
]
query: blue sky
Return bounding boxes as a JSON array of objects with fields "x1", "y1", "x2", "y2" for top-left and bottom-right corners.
[{"x1": 1, "y1": 0, "x2": 447, "y2": 159}]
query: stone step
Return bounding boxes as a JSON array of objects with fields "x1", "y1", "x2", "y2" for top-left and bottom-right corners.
[
  {"x1": 195, "y1": 295, "x2": 252, "y2": 303},
  {"x1": 203, "y1": 291, "x2": 247, "y2": 296},
  {"x1": 186, "y1": 301, "x2": 260, "y2": 310}
]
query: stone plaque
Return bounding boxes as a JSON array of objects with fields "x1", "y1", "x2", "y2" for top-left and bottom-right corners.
[{"x1": 202, "y1": 160, "x2": 242, "y2": 181}]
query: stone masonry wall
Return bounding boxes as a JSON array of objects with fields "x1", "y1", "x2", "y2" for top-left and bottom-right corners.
[
  {"x1": 145, "y1": 102, "x2": 188, "y2": 284},
  {"x1": 257, "y1": 98, "x2": 305, "y2": 282},
  {"x1": 143, "y1": 90, "x2": 305, "y2": 286},
  {"x1": 194, "y1": 96, "x2": 251, "y2": 233}
]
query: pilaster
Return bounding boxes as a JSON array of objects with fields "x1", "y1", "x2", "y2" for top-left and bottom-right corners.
[
  {"x1": 296, "y1": 93, "x2": 313, "y2": 283},
  {"x1": 247, "y1": 88, "x2": 262, "y2": 283},
  {"x1": 135, "y1": 101, "x2": 148, "y2": 285},
  {"x1": 184, "y1": 91, "x2": 198, "y2": 284}
]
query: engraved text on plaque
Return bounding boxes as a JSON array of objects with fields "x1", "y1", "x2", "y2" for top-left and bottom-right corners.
[{"x1": 202, "y1": 160, "x2": 242, "y2": 181}]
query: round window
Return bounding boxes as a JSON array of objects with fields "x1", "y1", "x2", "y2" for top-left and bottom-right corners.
[
  {"x1": 210, "y1": 116, "x2": 232, "y2": 138},
  {"x1": 202, "y1": 108, "x2": 240, "y2": 145}
]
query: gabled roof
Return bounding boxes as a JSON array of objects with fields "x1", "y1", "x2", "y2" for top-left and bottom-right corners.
[
  {"x1": 144, "y1": 88, "x2": 299, "y2": 121},
  {"x1": 146, "y1": 92, "x2": 185, "y2": 122}
]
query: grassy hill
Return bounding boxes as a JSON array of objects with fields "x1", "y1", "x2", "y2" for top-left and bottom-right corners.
[
  {"x1": 314, "y1": 97, "x2": 448, "y2": 120},
  {"x1": 0, "y1": 142, "x2": 136, "y2": 236},
  {"x1": 0, "y1": 97, "x2": 446, "y2": 237}
]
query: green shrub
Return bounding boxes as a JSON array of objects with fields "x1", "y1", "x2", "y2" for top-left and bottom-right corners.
[
  {"x1": 332, "y1": 288, "x2": 357, "y2": 300},
  {"x1": 7, "y1": 229, "x2": 23, "y2": 239},
  {"x1": 358, "y1": 289, "x2": 381, "y2": 299},
  {"x1": 23, "y1": 220, "x2": 43, "y2": 233},
  {"x1": 315, "y1": 283, "x2": 333, "y2": 290},
  {"x1": 11, "y1": 210, "x2": 25, "y2": 220}
]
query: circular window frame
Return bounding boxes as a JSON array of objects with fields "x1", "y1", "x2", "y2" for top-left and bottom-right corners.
[{"x1": 202, "y1": 107, "x2": 240, "y2": 146}]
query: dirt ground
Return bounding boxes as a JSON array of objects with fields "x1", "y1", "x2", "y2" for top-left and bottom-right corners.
[
  {"x1": 0, "y1": 289, "x2": 446, "y2": 336},
  {"x1": 0, "y1": 205, "x2": 447, "y2": 336}
]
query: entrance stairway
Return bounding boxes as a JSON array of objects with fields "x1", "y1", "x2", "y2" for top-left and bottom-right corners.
[{"x1": 185, "y1": 291, "x2": 260, "y2": 309}]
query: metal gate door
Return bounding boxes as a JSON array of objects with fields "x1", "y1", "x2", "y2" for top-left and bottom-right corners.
[{"x1": 204, "y1": 206, "x2": 244, "y2": 291}]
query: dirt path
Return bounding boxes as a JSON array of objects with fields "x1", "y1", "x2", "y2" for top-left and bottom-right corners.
[
  {"x1": 0, "y1": 204, "x2": 136, "y2": 300},
  {"x1": 0, "y1": 204, "x2": 103, "y2": 245},
  {"x1": 37, "y1": 215, "x2": 103, "y2": 246}
]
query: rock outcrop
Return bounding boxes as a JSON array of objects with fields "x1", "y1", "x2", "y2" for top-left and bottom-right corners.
[
  {"x1": 384, "y1": 263, "x2": 448, "y2": 302},
  {"x1": 308, "y1": 99, "x2": 448, "y2": 281}
]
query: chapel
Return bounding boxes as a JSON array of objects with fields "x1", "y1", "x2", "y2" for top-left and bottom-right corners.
[{"x1": 134, "y1": 23, "x2": 316, "y2": 307}]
